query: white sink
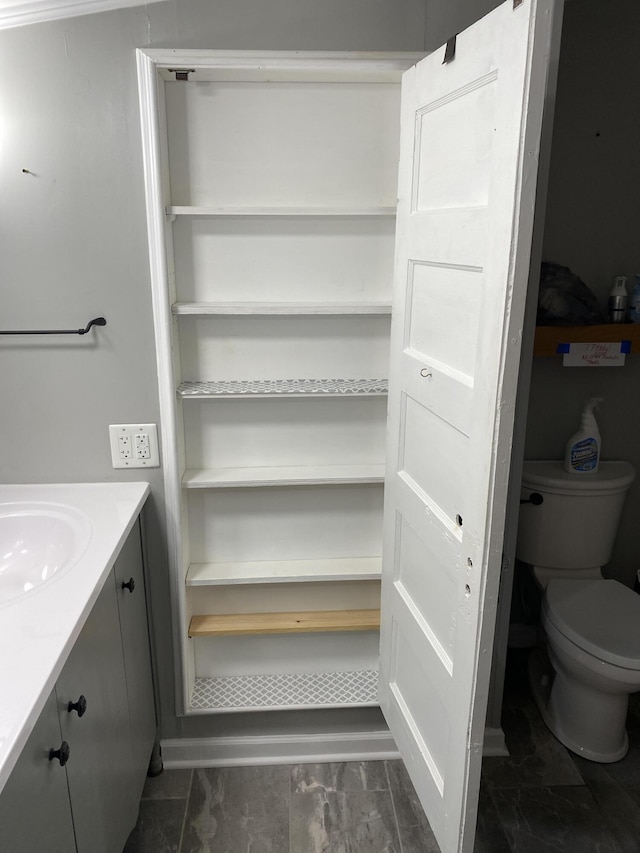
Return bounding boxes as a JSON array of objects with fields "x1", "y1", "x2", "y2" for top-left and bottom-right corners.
[{"x1": 0, "y1": 503, "x2": 91, "y2": 606}]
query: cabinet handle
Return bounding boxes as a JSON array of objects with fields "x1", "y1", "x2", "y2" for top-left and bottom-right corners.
[
  {"x1": 49, "y1": 742, "x2": 70, "y2": 766},
  {"x1": 122, "y1": 577, "x2": 136, "y2": 593},
  {"x1": 68, "y1": 695, "x2": 87, "y2": 717}
]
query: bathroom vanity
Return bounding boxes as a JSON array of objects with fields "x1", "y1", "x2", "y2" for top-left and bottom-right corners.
[{"x1": 0, "y1": 483, "x2": 154, "y2": 853}]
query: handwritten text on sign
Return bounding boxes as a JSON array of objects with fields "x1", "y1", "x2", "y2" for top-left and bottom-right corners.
[{"x1": 562, "y1": 341, "x2": 629, "y2": 367}]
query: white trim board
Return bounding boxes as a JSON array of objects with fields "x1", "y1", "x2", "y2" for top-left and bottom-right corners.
[
  {"x1": 0, "y1": 0, "x2": 167, "y2": 30},
  {"x1": 160, "y1": 726, "x2": 507, "y2": 769}
]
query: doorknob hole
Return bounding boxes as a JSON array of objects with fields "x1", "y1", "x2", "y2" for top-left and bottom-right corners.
[
  {"x1": 456, "y1": 514, "x2": 463, "y2": 527},
  {"x1": 465, "y1": 584, "x2": 471, "y2": 597}
]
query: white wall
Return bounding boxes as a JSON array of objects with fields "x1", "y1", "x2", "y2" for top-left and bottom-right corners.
[
  {"x1": 526, "y1": 0, "x2": 640, "y2": 586},
  {"x1": 0, "y1": 0, "x2": 426, "y2": 741}
]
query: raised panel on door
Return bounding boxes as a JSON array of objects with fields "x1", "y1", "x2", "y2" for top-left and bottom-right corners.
[
  {"x1": 56, "y1": 573, "x2": 136, "y2": 853},
  {"x1": 379, "y1": 2, "x2": 555, "y2": 852},
  {"x1": 114, "y1": 521, "x2": 156, "y2": 804},
  {"x1": 0, "y1": 690, "x2": 76, "y2": 853}
]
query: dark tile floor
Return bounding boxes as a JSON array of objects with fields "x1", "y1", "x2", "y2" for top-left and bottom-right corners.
[{"x1": 125, "y1": 652, "x2": 640, "y2": 852}]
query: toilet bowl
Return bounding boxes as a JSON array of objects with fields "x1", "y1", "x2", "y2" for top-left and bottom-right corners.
[
  {"x1": 517, "y1": 460, "x2": 639, "y2": 762},
  {"x1": 530, "y1": 578, "x2": 640, "y2": 762}
]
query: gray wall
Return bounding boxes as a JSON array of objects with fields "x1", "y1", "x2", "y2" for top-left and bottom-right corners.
[
  {"x1": 526, "y1": 0, "x2": 640, "y2": 587},
  {"x1": 0, "y1": 0, "x2": 426, "y2": 741},
  {"x1": 423, "y1": 0, "x2": 501, "y2": 51}
]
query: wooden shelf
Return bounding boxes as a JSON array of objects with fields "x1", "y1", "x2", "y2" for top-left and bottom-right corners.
[
  {"x1": 188, "y1": 608, "x2": 381, "y2": 637},
  {"x1": 168, "y1": 205, "x2": 396, "y2": 217},
  {"x1": 172, "y1": 302, "x2": 392, "y2": 316},
  {"x1": 182, "y1": 464, "x2": 385, "y2": 489},
  {"x1": 533, "y1": 324, "x2": 640, "y2": 357},
  {"x1": 186, "y1": 557, "x2": 383, "y2": 586}
]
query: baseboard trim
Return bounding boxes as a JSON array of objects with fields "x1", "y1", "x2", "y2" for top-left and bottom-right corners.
[
  {"x1": 160, "y1": 725, "x2": 507, "y2": 768},
  {"x1": 483, "y1": 726, "x2": 509, "y2": 757},
  {"x1": 161, "y1": 730, "x2": 400, "y2": 768}
]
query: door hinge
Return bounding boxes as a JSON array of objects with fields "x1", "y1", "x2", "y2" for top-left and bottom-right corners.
[
  {"x1": 443, "y1": 35, "x2": 457, "y2": 64},
  {"x1": 168, "y1": 68, "x2": 195, "y2": 82}
]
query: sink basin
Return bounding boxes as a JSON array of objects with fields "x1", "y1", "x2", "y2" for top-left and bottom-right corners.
[{"x1": 0, "y1": 503, "x2": 91, "y2": 606}]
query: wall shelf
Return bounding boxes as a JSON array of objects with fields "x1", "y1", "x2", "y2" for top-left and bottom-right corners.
[
  {"x1": 167, "y1": 205, "x2": 396, "y2": 217},
  {"x1": 533, "y1": 323, "x2": 640, "y2": 356},
  {"x1": 182, "y1": 464, "x2": 385, "y2": 489},
  {"x1": 190, "y1": 670, "x2": 379, "y2": 713},
  {"x1": 188, "y1": 608, "x2": 381, "y2": 637},
  {"x1": 186, "y1": 557, "x2": 383, "y2": 586},
  {"x1": 139, "y1": 50, "x2": 413, "y2": 716},
  {"x1": 172, "y1": 302, "x2": 392, "y2": 316},
  {"x1": 177, "y1": 378, "x2": 389, "y2": 398}
]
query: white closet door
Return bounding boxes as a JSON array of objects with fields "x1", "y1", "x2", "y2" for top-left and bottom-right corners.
[{"x1": 379, "y1": 2, "x2": 554, "y2": 852}]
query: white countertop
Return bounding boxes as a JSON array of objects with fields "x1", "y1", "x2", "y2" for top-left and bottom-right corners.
[{"x1": 0, "y1": 482, "x2": 150, "y2": 794}]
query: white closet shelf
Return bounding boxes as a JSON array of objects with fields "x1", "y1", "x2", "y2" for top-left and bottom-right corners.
[
  {"x1": 172, "y1": 302, "x2": 392, "y2": 316},
  {"x1": 186, "y1": 557, "x2": 383, "y2": 586},
  {"x1": 167, "y1": 205, "x2": 396, "y2": 217},
  {"x1": 182, "y1": 464, "x2": 385, "y2": 488},
  {"x1": 177, "y1": 378, "x2": 389, "y2": 398},
  {"x1": 190, "y1": 670, "x2": 379, "y2": 713}
]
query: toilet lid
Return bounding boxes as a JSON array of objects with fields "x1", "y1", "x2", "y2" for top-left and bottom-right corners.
[
  {"x1": 544, "y1": 579, "x2": 640, "y2": 670},
  {"x1": 521, "y1": 460, "x2": 636, "y2": 495}
]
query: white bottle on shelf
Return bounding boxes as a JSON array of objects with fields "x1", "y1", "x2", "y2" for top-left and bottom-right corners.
[
  {"x1": 608, "y1": 275, "x2": 628, "y2": 323},
  {"x1": 629, "y1": 275, "x2": 640, "y2": 323}
]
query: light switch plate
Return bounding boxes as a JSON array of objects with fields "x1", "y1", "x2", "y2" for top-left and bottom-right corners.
[{"x1": 109, "y1": 424, "x2": 160, "y2": 468}]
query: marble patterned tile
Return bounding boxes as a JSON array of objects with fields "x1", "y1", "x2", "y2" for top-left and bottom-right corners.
[
  {"x1": 291, "y1": 788, "x2": 400, "y2": 853},
  {"x1": 385, "y1": 759, "x2": 510, "y2": 853},
  {"x1": 571, "y1": 754, "x2": 640, "y2": 853},
  {"x1": 180, "y1": 765, "x2": 290, "y2": 853},
  {"x1": 141, "y1": 768, "x2": 193, "y2": 800},
  {"x1": 385, "y1": 760, "x2": 440, "y2": 853},
  {"x1": 291, "y1": 761, "x2": 389, "y2": 794},
  {"x1": 490, "y1": 785, "x2": 623, "y2": 853},
  {"x1": 482, "y1": 692, "x2": 585, "y2": 789},
  {"x1": 123, "y1": 798, "x2": 187, "y2": 853},
  {"x1": 474, "y1": 785, "x2": 512, "y2": 853}
]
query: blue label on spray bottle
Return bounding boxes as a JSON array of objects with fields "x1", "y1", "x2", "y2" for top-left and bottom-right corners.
[{"x1": 570, "y1": 438, "x2": 598, "y2": 471}]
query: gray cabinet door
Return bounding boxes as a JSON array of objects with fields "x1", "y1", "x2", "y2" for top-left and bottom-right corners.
[
  {"x1": 114, "y1": 520, "x2": 156, "y2": 803},
  {"x1": 56, "y1": 573, "x2": 135, "y2": 853},
  {"x1": 0, "y1": 690, "x2": 76, "y2": 853}
]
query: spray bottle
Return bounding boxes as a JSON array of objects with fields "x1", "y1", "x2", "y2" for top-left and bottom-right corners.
[{"x1": 563, "y1": 398, "x2": 603, "y2": 474}]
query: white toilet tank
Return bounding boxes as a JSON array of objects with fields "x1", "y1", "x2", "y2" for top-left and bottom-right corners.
[{"x1": 517, "y1": 460, "x2": 635, "y2": 569}]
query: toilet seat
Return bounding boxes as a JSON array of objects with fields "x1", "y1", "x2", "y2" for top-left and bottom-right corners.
[{"x1": 543, "y1": 579, "x2": 640, "y2": 670}]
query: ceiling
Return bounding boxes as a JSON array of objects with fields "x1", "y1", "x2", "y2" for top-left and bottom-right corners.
[{"x1": 0, "y1": 0, "x2": 167, "y2": 30}]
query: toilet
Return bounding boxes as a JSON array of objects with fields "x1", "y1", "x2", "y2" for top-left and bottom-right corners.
[{"x1": 517, "y1": 460, "x2": 640, "y2": 762}]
